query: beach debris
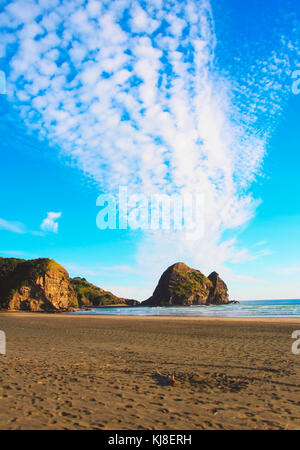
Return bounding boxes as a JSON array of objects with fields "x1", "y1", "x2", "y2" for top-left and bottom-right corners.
[
  {"x1": 170, "y1": 374, "x2": 176, "y2": 386},
  {"x1": 154, "y1": 369, "x2": 179, "y2": 386},
  {"x1": 153, "y1": 369, "x2": 249, "y2": 392}
]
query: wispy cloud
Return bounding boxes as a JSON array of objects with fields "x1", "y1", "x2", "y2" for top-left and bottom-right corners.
[
  {"x1": 254, "y1": 240, "x2": 267, "y2": 247},
  {"x1": 63, "y1": 262, "x2": 142, "y2": 278},
  {"x1": 0, "y1": 217, "x2": 26, "y2": 234},
  {"x1": 40, "y1": 212, "x2": 62, "y2": 234},
  {"x1": 0, "y1": 250, "x2": 25, "y2": 256},
  {"x1": 276, "y1": 266, "x2": 300, "y2": 275},
  {"x1": 0, "y1": 215, "x2": 59, "y2": 236},
  {"x1": 0, "y1": 0, "x2": 298, "y2": 289},
  {"x1": 104, "y1": 284, "x2": 152, "y2": 301},
  {"x1": 62, "y1": 262, "x2": 98, "y2": 278}
]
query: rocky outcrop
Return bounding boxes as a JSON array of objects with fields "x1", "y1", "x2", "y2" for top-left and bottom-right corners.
[
  {"x1": 0, "y1": 257, "x2": 139, "y2": 312},
  {"x1": 141, "y1": 262, "x2": 229, "y2": 306},
  {"x1": 0, "y1": 257, "x2": 230, "y2": 311},
  {"x1": 125, "y1": 299, "x2": 140, "y2": 306},
  {"x1": 0, "y1": 258, "x2": 78, "y2": 312},
  {"x1": 207, "y1": 271, "x2": 229, "y2": 305},
  {"x1": 70, "y1": 277, "x2": 138, "y2": 307}
]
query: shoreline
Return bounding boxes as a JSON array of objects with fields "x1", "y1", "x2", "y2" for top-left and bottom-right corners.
[{"x1": 1, "y1": 310, "x2": 300, "y2": 323}]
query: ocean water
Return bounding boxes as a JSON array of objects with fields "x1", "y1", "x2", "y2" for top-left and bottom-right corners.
[{"x1": 71, "y1": 299, "x2": 300, "y2": 318}]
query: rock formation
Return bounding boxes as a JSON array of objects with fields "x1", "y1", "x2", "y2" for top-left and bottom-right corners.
[
  {"x1": 207, "y1": 271, "x2": 229, "y2": 305},
  {"x1": 0, "y1": 257, "x2": 230, "y2": 311},
  {"x1": 70, "y1": 277, "x2": 138, "y2": 307},
  {"x1": 0, "y1": 257, "x2": 78, "y2": 312},
  {"x1": 0, "y1": 257, "x2": 139, "y2": 312},
  {"x1": 141, "y1": 262, "x2": 229, "y2": 306}
]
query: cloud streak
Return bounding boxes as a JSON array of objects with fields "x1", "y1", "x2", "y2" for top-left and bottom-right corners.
[
  {"x1": 0, "y1": 217, "x2": 26, "y2": 234},
  {"x1": 0, "y1": 0, "x2": 298, "y2": 290},
  {"x1": 277, "y1": 267, "x2": 300, "y2": 276}
]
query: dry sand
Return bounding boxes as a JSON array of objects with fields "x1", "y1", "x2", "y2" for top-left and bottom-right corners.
[{"x1": 0, "y1": 313, "x2": 299, "y2": 430}]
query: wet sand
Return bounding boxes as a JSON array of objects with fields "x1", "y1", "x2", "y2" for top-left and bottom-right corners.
[{"x1": 0, "y1": 313, "x2": 299, "y2": 430}]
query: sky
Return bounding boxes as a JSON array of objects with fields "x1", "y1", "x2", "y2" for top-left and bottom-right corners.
[{"x1": 0, "y1": 0, "x2": 299, "y2": 300}]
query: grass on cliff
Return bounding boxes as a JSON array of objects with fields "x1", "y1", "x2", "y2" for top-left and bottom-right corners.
[
  {"x1": 3, "y1": 258, "x2": 67, "y2": 286},
  {"x1": 70, "y1": 277, "x2": 124, "y2": 306},
  {"x1": 0, "y1": 257, "x2": 69, "y2": 308},
  {"x1": 170, "y1": 267, "x2": 212, "y2": 298}
]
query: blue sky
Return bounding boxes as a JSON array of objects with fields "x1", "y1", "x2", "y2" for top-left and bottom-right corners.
[{"x1": 0, "y1": 0, "x2": 299, "y2": 300}]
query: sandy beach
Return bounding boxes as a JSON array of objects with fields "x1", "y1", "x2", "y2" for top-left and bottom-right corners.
[{"x1": 0, "y1": 313, "x2": 299, "y2": 430}]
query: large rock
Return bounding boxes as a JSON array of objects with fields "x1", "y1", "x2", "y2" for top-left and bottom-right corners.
[
  {"x1": 141, "y1": 262, "x2": 229, "y2": 306},
  {"x1": 0, "y1": 257, "x2": 139, "y2": 312},
  {"x1": 0, "y1": 257, "x2": 78, "y2": 311},
  {"x1": 207, "y1": 271, "x2": 229, "y2": 304}
]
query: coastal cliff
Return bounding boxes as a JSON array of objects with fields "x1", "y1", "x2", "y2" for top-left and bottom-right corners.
[
  {"x1": 70, "y1": 277, "x2": 138, "y2": 307},
  {"x1": 0, "y1": 257, "x2": 137, "y2": 312},
  {"x1": 0, "y1": 257, "x2": 78, "y2": 311},
  {"x1": 0, "y1": 257, "x2": 230, "y2": 311},
  {"x1": 141, "y1": 262, "x2": 229, "y2": 306}
]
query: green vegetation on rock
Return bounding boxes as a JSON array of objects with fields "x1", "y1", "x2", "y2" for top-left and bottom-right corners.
[
  {"x1": 142, "y1": 262, "x2": 229, "y2": 306},
  {"x1": 170, "y1": 266, "x2": 212, "y2": 298},
  {"x1": 0, "y1": 256, "x2": 134, "y2": 311},
  {"x1": 0, "y1": 257, "x2": 76, "y2": 311},
  {"x1": 70, "y1": 277, "x2": 125, "y2": 306}
]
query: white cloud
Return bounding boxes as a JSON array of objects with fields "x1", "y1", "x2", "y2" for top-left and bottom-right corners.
[
  {"x1": 0, "y1": 250, "x2": 25, "y2": 256},
  {"x1": 40, "y1": 212, "x2": 62, "y2": 233},
  {"x1": 6, "y1": 0, "x2": 41, "y2": 25},
  {"x1": 103, "y1": 284, "x2": 151, "y2": 301},
  {"x1": 62, "y1": 262, "x2": 98, "y2": 278},
  {"x1": 130, "y1": 3, "x2": 159, "y2": 34},
  {"x1": 1, "y1": 0, "x2": 298, "y2": 295},
  {"x1": 86, "y1": 1, "x2": 102, "y2": 18},
  {"x1": 63, "y1": 262, "x2": 143, "y2": 278},
  {"x1": 276, "y1": 267, "x2": 300, "y2": 275},
  {"x1": 0, "y1": 218, "x2": 26, "y2": 234},
  {"x1": 254, "y1": 240, "x2": 267, "y2": 247}
]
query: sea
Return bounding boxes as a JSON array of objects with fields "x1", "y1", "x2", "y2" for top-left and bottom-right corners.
[{"x1": 71, "y1": 299, "x2": 300, "y2": 318}]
